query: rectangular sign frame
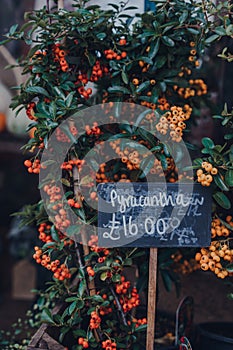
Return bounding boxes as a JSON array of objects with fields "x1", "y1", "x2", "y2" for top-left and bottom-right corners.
[{"x1": 97, "y1": 182, "x2": 212, "y2": 248}]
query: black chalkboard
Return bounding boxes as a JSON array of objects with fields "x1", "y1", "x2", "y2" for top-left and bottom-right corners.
[{"x1": 97, "y1": 182, "x2": 212, "y2": 248}]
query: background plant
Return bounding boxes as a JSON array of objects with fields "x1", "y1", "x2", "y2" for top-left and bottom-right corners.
[{"x1": 1, "y1": 0, "x2": 233, "y2": 349}]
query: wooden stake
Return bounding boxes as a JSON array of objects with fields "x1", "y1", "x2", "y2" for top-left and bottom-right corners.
[
  {"x1": 58, "y1": 0, "x2": 64, "y2": 10},
  {"x1": 146, "y1": 248, "x2": 158, "y2": 350}
]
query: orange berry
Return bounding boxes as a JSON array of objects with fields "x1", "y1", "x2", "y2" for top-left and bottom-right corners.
[{"x1": 119, "y1": 38, "x2": 126, "y2": 45}]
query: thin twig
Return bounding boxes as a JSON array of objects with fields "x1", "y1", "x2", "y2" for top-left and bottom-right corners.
[{"x1": 110, "y1": 286, "x2": 127, "y2": 326}]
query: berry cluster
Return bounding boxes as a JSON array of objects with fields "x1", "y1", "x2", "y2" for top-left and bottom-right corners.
[
  {"x1": 188, "y1": 42, "x2": 199, "y2": 66},
  {"x1": 138, "y1": 59, "x2": 150, "y2": 73},
  {"x1": 109, "y1": 140, "x2": 143, "y2": 171},
  {"x1": 174, "y1": 78, "x2": 207, "y2": 99},
  {"x1": 55, "y1": 125, "x2": 78, "y2": 142},
  {"x1": 85, "y1": 122, "x2": 101, "y2": 136},
  {"x1": 132, "y1": 317, "x2": 147, "y2": 328},
  {"x1": 33, "y1": 247, "x2": 71, "y2": 280},
  {"x1": 26, "y1": 102, "x2": 37, "y2": 121},
  {"x1": 67, "y1": 198, "x2": 81, "y2": 209},
  {"x1": 197, "y1": 161, "x2": 218, "y2": 186},
  {"x1": 99, "y1": 305, "x2": 112, "y2": 316},
  {"x1": 77, "y1": 86, "x2": 93, "y2": 99},
  {"x1": 104, "y1": 49, "x2": 127, "y2": 60},
  {"x1": 87, "y1": 266, "x2": 95, "y2": 277},
  {"x1": 115, "y1": 277, "x2": 140, "y2": 312},
  {"x1": 52, "y1": 43, "x2": 69, "y2": 72},
  {"x1": 43, "y1": 183, "x2": 61, "y2": 204},
  {"x1": 90, "y1": 60, "x2": 109, "y2": 82},
  {"x1": 38, "y1": 222, "x2": 73, "y2": 246},
  {"x1": 43, "y1": 183, "x2": 71, "y2": 230},
  {"x1": 89, "y1": 310, "x2": 101, "y2": 329},
  {"x1": 140, "y1": 94, "x2": 170, "y2": 111},
  {"x1": 156, "y1": 105, "x2": 192, "y2": 142},
  {"x1": 75, "y1": 61, "x2": 108, "y2": 98},
  {"x1": 171, "y1": 251, "x2": 200, "y2": 275},
  {"x1": 115, "y1": 277, "x2": 131, "y2": 295},
  {"x1": 195, "y1": 241, "x2": 233, "y2": 279},
  {"x1": 102, "y1": 339, "x2": 117, "y2": 350},
  {"x1": 211, "y1": 216, "x2": 232, "y2": 238},
  {"x1": 61, "y1": 159, "x2": 85, "y2": 172},
  {"x1": 177, "y1": 65, "x2": 192, "y2": 78},
  {"x1": 54, "y1": 208, "x2": 71, "y2": 231},
  {"x1": 78, "y1": 338, "x2": 89, "y2": 348},
  {"x1": 24, "y1": 159, "x2": 41, "y2": 174},
  {"x1": 38, "y1": 222, "x2": 52, "y2": 243}
]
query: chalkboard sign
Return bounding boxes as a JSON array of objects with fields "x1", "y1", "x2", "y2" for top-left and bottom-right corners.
[{"x1": 97, "y1": 182, "x2": 211, "y2": 248}]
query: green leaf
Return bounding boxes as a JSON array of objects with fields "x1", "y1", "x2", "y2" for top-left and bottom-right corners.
[
  {"x1": 226, "y1": 24, "x2": 233, "y2": 36},
  {"x1": 61, "y1": 178, "x2": 71, "y2": 187},
  {"x1": 65, "y1": 296, "x2": 78, "y2": 302},
  {"x1": 73, "y1": 329, "x2": 87, "y2": 338},
  {"x1": 134, "y1": 324, "x2": 147, "y2": 332},
  {"x1": 201, "y1": 137, "x2": 215, "y2": 149},
  {"x1": 91, "y1": 295, "x2": 104, "y2": 302},
  {"x1": 96, "y1": 32, "x2": 107, "y2": 40},
  {"x1": 138, "y1": 56, "x2": 153, "y2": 65},
  {"x1": 187, "y1": 28, "x2": 200, "y2": 35},
  {"x1": 205, "y1": 34, "x2": 219, "y2": 44},
  {"x1": 148, "y1": 39, "x2": 160, "y2": 59},
  {"x1": 76, "y1": 299, "x2": 85, "y2": 309},
  {"x1": 214, "y1": 26, "x2": 226, "y2": 35},
  {"x1": 214, "y1": 174, "x2": 229, "y2": 192},
  {"x1": 161, "y1": 36, "x2": 175, "y2": 47},
  {"x1": 65, "y1": 91, "x2": 75, "y2": 108},
  {"x1": 9, "y1": 24, "x2": 19, "y2": 36},
  {"x1": 100, "y1": 272, "x2": 108, "y2": 281},
  {"x1": 224, "y1": 133, "x2": 233, "y2": 140},
  {"x1": 108, "y1": 86, "x2": 130, "y2": 94},
  {"x1": 225, "y1": 170, "x2": 233, "y2": 187},
  {"x1": 227, "y1": 293, "x2": 233, "y2": 300},
  {"x1": 161, "y1": 270, "x2": 172, "y2": 292},
  {"x1": 66, "y1": 225, "x2": 80, "y2": 236},
  {"x1": 226, "y1": 263, "x2": 233, "y2": 273},
  {"x1": 136, "y1": 81, "x2": 150, "y2": 93},
  {"x1": 111, "y1": 274, "x2": 121, "y2": 282},
  {"x1": 139, "y1": 157, "x2": 155, "y2": 179},
  {"x1": 158, "y1": 153, "x2": 168, "y2": 169},
  {"x1": 124, "y1": 258, "x2": 133, "y2": 266},
  {"x1": 80, "y1": 175, "x2": 94, "y2": 186},
  {"x1": 59, "y1": 327, "x2": 70, "y2": 343},
  {"x1": 134, "y1": 109, "x2": 151, "y2": 126},
  {"x1": 41, "y1": 309, "x2": 55, "y2": 324},
  {"x1": 25, "y1": 86, "x2": 50, "y2": 98},
  {"x1": 78, "y1": 280, "x2": 86, "y2": 297},
  {"x1": 51, "y1": 226, "x2": 60, "y2": 242},
  {"x1": 121, "y1": 70, "x2": 129, "y2": 84},
  {"x1": 213, "y1": 191, "x2": 231, "y2": 209},
  {"x1": 69, "y1": 301, "x2": 77, "y2": 314},
  {"x1": 155, "y1": 55, "x2": 167, "y2": 68},
  {"x1": 179, "y1": 10, "x2": 188, "y2": 24}
]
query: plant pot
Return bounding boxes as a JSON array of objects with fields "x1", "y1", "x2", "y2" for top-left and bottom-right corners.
[{"x1": 196, "y1": 322, "x2": 233, "y2": 350}]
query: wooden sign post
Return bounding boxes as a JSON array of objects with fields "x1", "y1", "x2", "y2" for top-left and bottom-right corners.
[
  {"x1": 146, "y1": 247, "x2": 158, "y2": 350},
  {"x1": 97, "y1": 182, "x2": 212, "y2": 349}
]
